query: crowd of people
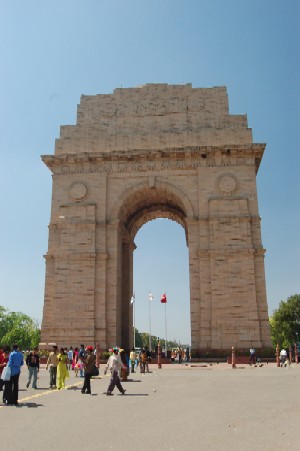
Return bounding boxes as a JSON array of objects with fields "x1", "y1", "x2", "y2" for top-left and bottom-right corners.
[
  {"x1": 2, "y1": 343, "x2": 295, "y2": 405},
  {"x1": 249, "y1": 346, "x2": 298, "y2": 367},
  {"x1": 170, "y1": 347, "x2": 190, "y2": 363},
  {"x1": 0, "y1": 343, "x2": 131, "y2": 404}
]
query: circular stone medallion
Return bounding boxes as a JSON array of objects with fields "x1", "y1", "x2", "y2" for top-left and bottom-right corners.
[
  {"x1": 217, "y1": 174, "x2": 237, "y2": 195},
  {"x1": 69, "y1": 182, "x2": 88, "y2": 201}
]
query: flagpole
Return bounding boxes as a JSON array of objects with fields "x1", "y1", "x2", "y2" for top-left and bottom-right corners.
[
  {"x1": 133, "y1": 296, "x2": 135, "y2": 349},
  {"x1": 131, "y1": 293, "x2": 135, "y2": 349},
  {"x1": 148, "y1": 292, "x2": 153, "y2": 352},
  {"x1": 149, "y1": 294, "x2": 152, "y2": 352},
  {"x1": 165, "y1": 300, "x2": 168, "y2": 359}
]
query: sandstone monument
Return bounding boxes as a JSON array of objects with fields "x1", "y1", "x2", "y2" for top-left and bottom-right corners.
[{"x1": 41, "y1": 83, "x2": 272, "y2": 354}]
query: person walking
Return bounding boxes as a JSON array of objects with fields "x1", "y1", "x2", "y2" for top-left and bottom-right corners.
[
  {"x1": 186, "y1": 347, "x2": 190, "y2": 362},
  {"x1": 129, "y1": 348, "x2": 136, "y2": 373},
  {"x1": 140, "y1": 349, "x2": 147, "y2": 374},
  {"x1": 280, "y1": 348, "x2": 288, "y2": 367},
  {"x1": 46, "y1": 345, "x2": 59, "y2": 388},
  {"x1": 7, "y1": 343, "x2": 24, "y2": 406},
  {"x1": 72, "y1": 347, "x2": 79, "y2": 371},
  {"x1": 78, "y1": 344, "x2": 86, "y2": 378},
  {"x1": 80, "y1": 346, "x2": 95, "y2": 394},
  {"x1": 145, "y1": 346, "x2": 151, "y2": 372},
  {"x1": 104, "y1": 347, "x2": 126, "y2": 396},
  {"x1": 67, "y1": 347, "x2": 73, "y2": 370},
  {"x1": 56, "y1": 347, "x2": 69, "y2": 389},
  {"x1": 178, "y1": 348, "x2": 183, "y2": 364},
  {"x1": 26, "y1": 347, "x2": 40, "y2": 389},
  {"x1": 249, "y1": 347, "x2": 256, "y2": 366}
]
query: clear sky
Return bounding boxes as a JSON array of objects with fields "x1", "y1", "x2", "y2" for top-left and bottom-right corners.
[{"x1": 0, "y1": 1, "x2": 299, "y2": 345}]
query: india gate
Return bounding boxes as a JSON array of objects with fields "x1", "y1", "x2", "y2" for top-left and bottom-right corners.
[{"x1": 41, "y1": 83, "x2": 272, "y2": 354}]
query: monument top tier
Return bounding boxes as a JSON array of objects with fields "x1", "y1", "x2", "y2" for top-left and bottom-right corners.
[{"x1": 55, "y1": 84, "x2": 253, "y2": 155}]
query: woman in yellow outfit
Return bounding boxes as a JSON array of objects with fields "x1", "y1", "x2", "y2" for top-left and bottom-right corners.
[{"x1": 56, "y1": 348, "x2": 69, "y2": 389}]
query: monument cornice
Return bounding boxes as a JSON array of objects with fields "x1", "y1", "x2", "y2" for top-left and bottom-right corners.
[{"x1": 41, "y1": 143, "x2": 265, "y2": 174}]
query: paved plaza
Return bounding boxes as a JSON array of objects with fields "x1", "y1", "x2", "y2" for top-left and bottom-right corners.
[{"x1": 1, "y1": 362, "x2": 299, "y2": 451}]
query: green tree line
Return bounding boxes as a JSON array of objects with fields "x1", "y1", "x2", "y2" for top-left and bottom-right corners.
[
  {"x1": 134, "y1": 328, "x2": 188, "y2": 350},
  {"x1": 0, "y1": 306, "x2": 40, "y2": 350},
  {"x1": 269, "y1": 294, "x2": 300, "y2": 348}
]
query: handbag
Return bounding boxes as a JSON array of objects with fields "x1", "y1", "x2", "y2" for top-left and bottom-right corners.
[
  {"x1": 1, "y1": 365, "x2": 11, "y2": 381},
  {"x1": 91, "y1": 364, "x2": 99, "y2": 377}
]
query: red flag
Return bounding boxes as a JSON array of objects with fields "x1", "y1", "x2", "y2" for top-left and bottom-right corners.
[{"x1": 160, "y1": 293, "x2": 167, "y2": 303}]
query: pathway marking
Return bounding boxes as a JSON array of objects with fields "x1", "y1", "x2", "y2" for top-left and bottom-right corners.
[{"x1": 0, "y1": 381, "x2": 83, "y2": 409}]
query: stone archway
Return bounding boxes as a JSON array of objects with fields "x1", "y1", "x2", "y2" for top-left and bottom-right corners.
[
  {"x1": 115, "y1": 182, "x2": 191, "y2": 350},
  {"x1": 41, "y1": 83, "x2": 272, "y2": 354}
]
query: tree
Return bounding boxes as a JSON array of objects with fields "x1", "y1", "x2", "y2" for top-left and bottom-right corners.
[
  {"x1": 133, "y1": 328, "x2": 184, "y2": 351},
  {"x1": 0, "y1": 306, "x2": 40, "y2": 350},
  {"x1": 270, "y1": 294, "x2": 300, "y2": 348}
]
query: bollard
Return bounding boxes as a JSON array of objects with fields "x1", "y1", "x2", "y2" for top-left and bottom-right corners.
[
  {"x1": 276, "y1": 344, "x2": 280, "y2": 367},
  {"x1": 231, "y1": 346, "x2": 236, "y2": 369},
  {"x1": 294, "y1": 343, "x2": 298, "y2": 364},
  {"x1": 157, "y1": 340, "x2": 162, "y2": 369}
]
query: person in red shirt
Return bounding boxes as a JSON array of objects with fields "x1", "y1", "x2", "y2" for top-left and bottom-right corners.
[
  {"x1": 0, "y1": 346, "x2": 10, "y2": 404},
  {"x1": 0, "y1": 348, "x2": 5, "y2": 391}
]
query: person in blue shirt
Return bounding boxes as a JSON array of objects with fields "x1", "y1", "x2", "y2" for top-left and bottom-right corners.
[{"x1": 7, "y1": 343, "x2": 24, "y2": 406}]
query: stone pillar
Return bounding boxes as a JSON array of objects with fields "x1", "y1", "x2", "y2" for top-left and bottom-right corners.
[
  {"x1": 121, "y1": 235, "x2": 135, "y2": 351},
  {"x1": 186, "y1": 218, "x2": 201, "y2": 355},
  {"x1": 94, "y1": 249, "x2": 108, "y2": 348},
  {"x1": 105, "y1": 220, "x2": 121, "y2": 347}
]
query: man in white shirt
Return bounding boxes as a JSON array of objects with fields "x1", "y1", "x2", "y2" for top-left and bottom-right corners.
[
  {"x1": 280, "y1": 348, "x2": 288, "y2": 367},
  {"x1": 104, "y1": 347, "x2": 126, "y2": 396}
]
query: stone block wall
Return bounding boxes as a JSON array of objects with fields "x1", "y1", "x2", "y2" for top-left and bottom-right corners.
[{"x1": 41, "y1": 84, "x2": 272, "y2": 352}]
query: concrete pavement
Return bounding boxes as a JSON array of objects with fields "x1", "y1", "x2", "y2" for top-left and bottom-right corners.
[{"x1": 1, "y1": 362, "x2": 299, "y2": 450}]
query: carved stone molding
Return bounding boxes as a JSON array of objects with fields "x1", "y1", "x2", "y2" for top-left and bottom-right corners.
[
  {"x1": 41, "y1": 143, "x2": 265, "y2": 175},
  {"x1": 216, "y1": 174, "x2": 238, "y2": 195},
  {"x1": 69, "y1": 182, "x2": 88, "y2": 201}
]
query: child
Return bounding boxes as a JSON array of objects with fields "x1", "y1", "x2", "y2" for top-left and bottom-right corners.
[{"x1": 74, "y1": 361, "x2": 82, "y2": 377}]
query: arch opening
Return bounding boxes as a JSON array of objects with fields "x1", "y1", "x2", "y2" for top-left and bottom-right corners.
[
  {"x1": 118, "y1": 185, "x2": 191, "y2": 350},
  {"x1": 133, "y1": 219, "x2": 191, "y2": 353}
]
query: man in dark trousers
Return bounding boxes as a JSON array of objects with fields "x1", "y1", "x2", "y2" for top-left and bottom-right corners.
[
  {"x1": 104, "y1": 347, "x2": 126, "y2": 396},
  {"x1": 46, "y1": 345, "x2": 58, "y2": 388},
  {"x1": 26, "y1": 347, "x2": 40, "y2": 389},
  {"x1": 7, "y1": 343, "x2": 24, "y2": 406},
  {"x1": 80, "y1": 346, "x2": 96, "y2": 394}
]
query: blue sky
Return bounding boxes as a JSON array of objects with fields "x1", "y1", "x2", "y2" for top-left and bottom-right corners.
[{"x1": 0, "y1": 1, "x2": 299, "y2": 345}]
